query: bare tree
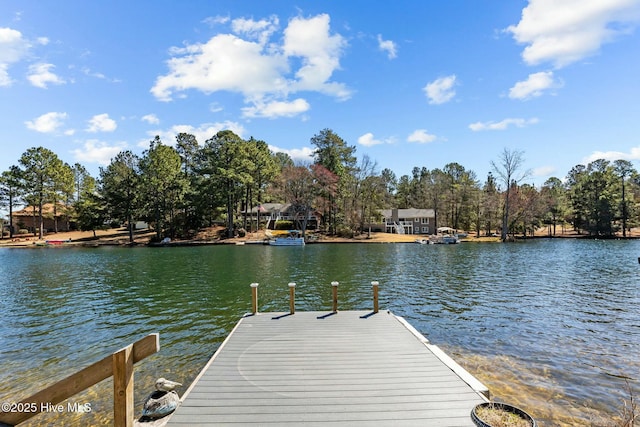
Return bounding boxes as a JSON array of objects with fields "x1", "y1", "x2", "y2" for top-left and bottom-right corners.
[
  {"x1": 491, "y1": 148, "x2": 529, "y2": 241},
  {"x1": 276, "y1": 165, "x2": 316, "y2": 237}
]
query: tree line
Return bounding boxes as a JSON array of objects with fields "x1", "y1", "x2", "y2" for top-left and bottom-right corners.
[{"x1": 1, "y1": 128, "x2": 638, "y2": 242}]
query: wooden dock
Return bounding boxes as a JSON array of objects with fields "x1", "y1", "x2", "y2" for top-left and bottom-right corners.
[{"x1": 165, "y1": 311, "x2": 488, "y2": 426}]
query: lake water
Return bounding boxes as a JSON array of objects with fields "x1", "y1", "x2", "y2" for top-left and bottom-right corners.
[{"x1": 1, "y1": 239, "x2": 639, "y2": 426}]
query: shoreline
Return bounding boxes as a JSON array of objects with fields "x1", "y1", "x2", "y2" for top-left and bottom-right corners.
[{"x1": 2, "y1": 226, "x2": 639, "y2": 248}]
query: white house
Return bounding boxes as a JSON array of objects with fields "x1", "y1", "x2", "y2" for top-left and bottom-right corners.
[{"x1": 380, "y1": 208, "x2": 435, "y2": 234}]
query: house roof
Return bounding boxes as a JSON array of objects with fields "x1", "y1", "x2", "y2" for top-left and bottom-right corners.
[
  {"x1": 380, "y1": 208, "x2": 435, "y2": 218},
  {"x1": 246, "y1": 203, "x2": 290, "y2": 214},
  {"x1": 12, "y1": 203, "x2": 74, "y2": 218},
  {"x1": 245, "y1": 203, "x2": 321, "y2": 216}
]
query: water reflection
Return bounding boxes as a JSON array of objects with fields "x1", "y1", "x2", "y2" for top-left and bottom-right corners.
[{"x1": 0, "y1": 239, "x2": 639, "y2": 426}]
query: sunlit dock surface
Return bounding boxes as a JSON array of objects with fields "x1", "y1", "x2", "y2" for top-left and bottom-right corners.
[{"x1": 166, "y1": 311, "x2": 488, "y2": 426}]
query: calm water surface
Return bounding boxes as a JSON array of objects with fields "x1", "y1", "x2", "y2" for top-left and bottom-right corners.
[{"x1": 1, "y1": 239, "x2": 639, "y2": 426}]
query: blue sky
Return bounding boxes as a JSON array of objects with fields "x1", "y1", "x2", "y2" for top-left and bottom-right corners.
[{"x1": 1, "y1": 0, "x2": 640, "y2": 189}]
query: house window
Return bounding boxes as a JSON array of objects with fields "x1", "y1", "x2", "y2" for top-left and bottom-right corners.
[
  {"x1": 422, "y1": 226, "x2": 429, "y2": 233},
  {"x1": 421, "y1": 218, "x2": 429, "y2": 224}
]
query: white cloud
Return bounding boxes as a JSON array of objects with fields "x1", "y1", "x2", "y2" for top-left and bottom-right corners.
[
  {"x1": 507, "y1": 0, "x2": 640, "y2": 68},
  {"x1": 81, "y1": 67, "x2": 104, "y2": 79},
  {"x1": 357, "y1": 132, "x2": 396, "y2": 147},
  {"x1": 152, "y1": 13, "x2": 350, "y2": 115},
  {"x1": 469, "y1": 117, "x2": 539, "y2": 131},
  {"x1": 532, "y1": 165, "x2": 557, "y2": 177},
  {"x1": 358, "y1": 133, "x2": 383, "y2": 147},
  {"x1": 509, "y1": 71, "x2": 561, "y2": 99},
  {"x1": 72, "y1": 140, "x2": 127, "y2": 165},
  {"x1": 141, "y1": 121, "x2": 247, "y2": 148},
  {"x1": 583, "y1": 147, "x2": 640, "y2": 164},
  {"x1": 268, "y1": 145, "x2": 314, "y2": 163},
  {"x1": 407, "y1": 129, "x2": 437, "y2": 144},
  {"x1": 231, "y1": 16, "x2": 279, "y2": 45},
  {"x1": 152, "y1": 33, "x2": 288, "y2": 102},
  {"x1": 424, "y1": 75, "x2": 457, "y2": 104},
  {"x1": 0, "y1": 64, "x2": 12, "y2": 86},
  {"x1": 242, "y1": 98, "x2": 310, "y2": 119},
  {"x1": 377, "y1": 34, "x2": 397, "y2": 59},
  {"x1": 0, "y1": 27, "x2": 29, "y2": 63},
  {"x1": 0, "y1": 27, "x2": 31, "y2": 86},
  {"x1": 81, "y1": 67, "x2": 120, "y2": 83},
  {"x1": 25, "y1": 112, "x2": 68, "y2": 133},
  {"x1": 27, "y1": 63, "x2": 66, "y2": 88},
  {"x1": 203, "y1": 15, "x2": 230, "y2": 27},
  {"x1": 36, "y1": 37, "x2": 49, "y2": 45},
  {"x1": 141, "y1": 114, "x2": 160, "y2": 125},
  {"x1": 86, "y1": 113, "x2": 117, "y2": 133},
  {"x1": 282, "y1": 14, "x2": 350, "y2": 99},
  {"x1": 209, "y1": 102, "x2": 224, "y2": 113}
]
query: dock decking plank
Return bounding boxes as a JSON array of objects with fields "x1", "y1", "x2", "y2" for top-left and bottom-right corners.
[{"x1": 166, "y1": 311, "x2": 486, "y2": 426}]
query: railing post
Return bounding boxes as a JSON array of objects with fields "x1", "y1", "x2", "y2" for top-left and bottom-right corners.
[
  {"x1": 251, "y1": 282, "x2": 259, "y2": 314},
  {"x1": 331, "y1": 281, "x2": 339, "y2": 312},
  {"x1": 0, "y1": 334, "x2": 158, "y2": 427},
  {"x1": 113, "y1": 343, "x2": 134, "y2": 427},
  {"x1": 288, "y1": 282, "x2": 296, "y2": 314},
  {"x1": 371, "y1": 281, "x2": 379, "y2": 313}
]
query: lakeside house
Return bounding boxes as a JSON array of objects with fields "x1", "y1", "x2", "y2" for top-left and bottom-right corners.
[
  {"x1": 380, "y1": 208, "x2": 436, "y2": 234},
  {"x1": 11, "y1": 203, "x2": 75, "y2": 234},
  {"x1": 244, "y1": 203, "x2": 320, "y2": 230}
]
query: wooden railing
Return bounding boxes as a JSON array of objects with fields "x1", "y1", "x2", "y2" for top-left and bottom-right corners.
[{"x1": 0, "y1": 334, "x2": 159, "y2": 427}]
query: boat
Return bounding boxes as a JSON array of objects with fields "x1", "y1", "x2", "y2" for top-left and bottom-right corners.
[
  {"x1": 430, "y1": 226, "x2": 460, "y2": 244},
  {"x1": 441, "y1": 235, "x2": 459, "y2": 244},
  {"x1": 429, "y1": 234, "x2": 459, "y2": 244},
  {"x1": 45, "y1": 239, "x2": 72, "y2": 245},
  {"x1": 269, "y1": 237, "x2": 305, "y2": 246},
  {"x1": 268, "y1": 230, "x2": 305, "y2": 246}
]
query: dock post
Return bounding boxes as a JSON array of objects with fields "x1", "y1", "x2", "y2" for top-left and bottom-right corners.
[
  {"x1": 112, "y1": 343, "x2": 134, "y2": 427},
  {"x1": 371, "y1": 281, "x2": 379, "y2": 313},
  {"x1": 288, "y1": 282, "x2": 296, "y2": 314},
  {"x1": 250, "y1": 283, "x2": 259, "y2": 314},
  {"x1": 331, "y1": 281, "x2": 339, "y2": 312}
]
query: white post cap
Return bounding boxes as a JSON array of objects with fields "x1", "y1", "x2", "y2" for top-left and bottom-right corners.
[
  {"x1": 250, "y1": 282, "x2": 259, "y2": 288},
  {"x1": 331, "y1": 281, "x2": 339, "y2": 286},
  {"x1": 288, "y1": 282, "x2": 296, "y2": 288}
]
